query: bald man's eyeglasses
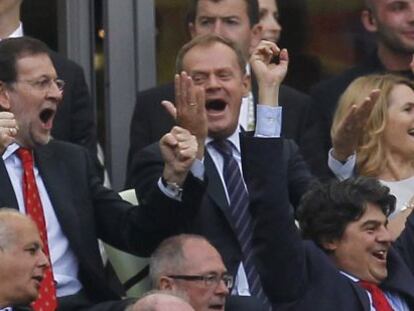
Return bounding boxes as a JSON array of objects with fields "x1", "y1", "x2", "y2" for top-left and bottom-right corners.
[{"x1": 168, "y1": 273, "x2": 234, "y2": 289}]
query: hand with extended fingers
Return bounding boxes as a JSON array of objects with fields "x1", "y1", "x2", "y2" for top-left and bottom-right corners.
[
  {"x1": 160, "y1": 126, "x2": 198, "y2": 186},
  {"x1": 162, "y1": 71, "x2": 207, "y2": 159},
  {"x1": 0, "y1": 111, "x2": 18, "y2": 154},
  {"x1": 331, "y1": 89, "x2": 380, "y2": 162},
  {"x1": 250, "y1": 40, "x2": 289, "y2": 106}
]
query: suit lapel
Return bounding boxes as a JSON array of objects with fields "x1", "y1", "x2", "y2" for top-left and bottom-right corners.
[
  {"x1": 34, "y1": 144, "x2": 84, "y2": 257},
  {"x1": 349, "y1": 281, "x2": 371, "y2": 310},
  {"x1": 205, "y1": 152, "x2": 239, "y2": 231},
  {"x1": 0, "y1": 158, "x2": 19, "y2": 209}
]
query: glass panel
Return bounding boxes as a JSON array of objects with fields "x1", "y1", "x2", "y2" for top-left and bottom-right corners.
[{"x1": 153, "y1": 0, "x2": 369, "y2": 93}]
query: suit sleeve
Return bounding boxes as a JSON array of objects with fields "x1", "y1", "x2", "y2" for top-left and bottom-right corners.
[
  {"x1": 286, "y1": 139, "x2": 314, "y2": 210},
  {"x1": 52, "y1": 140, "x2": 201, "y2": 257},
  {"x1": 393, "y1": 209, "x2": 414, "y2": 274},
  {"x1": 123, "y1": 142, "x2": 206, "y2": 252},
  {"x1": 240, "y1": 135, "x2": 308, "y2": 302}
]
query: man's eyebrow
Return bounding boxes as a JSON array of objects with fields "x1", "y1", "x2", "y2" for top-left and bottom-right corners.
[
  {"x1": 25, "y1": 241, "x2": 41, "y2": 248},
  {"x1": 360, "y1": 219, "x2": 385, "y2": 228}
]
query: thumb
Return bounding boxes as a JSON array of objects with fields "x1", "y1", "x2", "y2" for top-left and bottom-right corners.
[
  {"x1": 161, "y1": 101, "x2": 177, "y2": 120},
  {"x1": 279, "y1": 49, "x2": 289, "y2": 66}
]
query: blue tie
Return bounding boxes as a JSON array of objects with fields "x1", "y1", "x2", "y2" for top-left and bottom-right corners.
[{"x1": 211, "y1": 139, "x2": 270, "y2": 309}]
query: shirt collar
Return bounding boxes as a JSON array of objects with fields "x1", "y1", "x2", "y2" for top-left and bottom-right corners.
[
  {"x1": 206, "y1": 125, "x2": 241, "y2": 154},
  {"x1": 2, "y1": 143, "x2": 20, "y2": 161},
  {"x1": 340, "y1": 270, "x2": 359, "y2": 282},
  {"x1": 6, "y1": 22, "x2": 23, "y2": 40}
]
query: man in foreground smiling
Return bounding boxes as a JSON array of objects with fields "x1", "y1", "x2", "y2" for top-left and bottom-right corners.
[{"x1": 245, "y1": 171, "x2": 414, "y2": 309}]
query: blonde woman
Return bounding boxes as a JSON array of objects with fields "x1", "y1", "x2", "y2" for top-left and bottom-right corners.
[{"x1": 330, "y1": 74, "x2": 414, "y2": 238}]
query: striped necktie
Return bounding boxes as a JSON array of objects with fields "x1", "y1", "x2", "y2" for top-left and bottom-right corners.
[{"x1": 211, "y1": 140, "x2": 270, "y2": 310}]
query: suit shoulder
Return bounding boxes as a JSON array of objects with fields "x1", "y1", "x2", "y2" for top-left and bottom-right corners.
[
  {"x1": 137, "y1": 83, "x2": 174, "y2": 100},
  {"x1": 47, "y1": 139, "x2": 89, "y2": 155},
  {"x1": 48, "y1": 50, "x2": 83, "y2": 72}
]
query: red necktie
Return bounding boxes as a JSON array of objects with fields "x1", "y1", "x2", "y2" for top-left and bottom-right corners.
[
  {"x1": 359, "y1": 280, "x2": 393, "y2": 311},
  {"x1": 17, "y1": 148, "x2": 58, "y2": 311}
]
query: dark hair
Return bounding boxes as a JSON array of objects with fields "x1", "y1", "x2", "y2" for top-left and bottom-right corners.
[
  {"x1": 187, "y1": 0, "x2": 260, "y2": 27},
  {"x1": 297, "y1": 177, "x2": 395, "y2": 252},
  {"x1": 0, "y1": 36, "x2": 50, "y2": 84},
  {"x1": 176, "y1": 33, "x2": 246, "y2": 74}
]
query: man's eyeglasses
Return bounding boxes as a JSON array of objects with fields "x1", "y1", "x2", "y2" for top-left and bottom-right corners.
[
  {"x1": 167, "y1": 273, "x2": 234, "y2": 289},
  {"x1": 15, "y1": 77, "x2": 65, "y2": 92}
]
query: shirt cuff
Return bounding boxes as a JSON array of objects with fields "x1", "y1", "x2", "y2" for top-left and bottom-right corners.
[
  {"x1": 190, "y1": 158, "x2": 205, "y2": 181},
  {"x1": 254, "y1": 105, "x2": 282, "y2": 137},
  {"x1": 158, "y1": 178, "x2": 182, "y2": 201},
  {"x1": 157, "y1": 159, "x2": 205, "y2": 201},
  {"x1": 328, "y1": 148, "x2": 356, "y2": 180}
]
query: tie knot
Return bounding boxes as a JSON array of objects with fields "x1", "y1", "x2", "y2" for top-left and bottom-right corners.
[
  {"x1": 16, "y1": 147, "x2": 34, "y2": 166},
  {"x1": 359, "y1": 280, "x2": 380, "y2": 291},
  {"x1": 358, "y1": 280, "x2": 393, "y2": 311},
  {"x1": 211, "y1": 139, "x2": 233, "y2": 158}
]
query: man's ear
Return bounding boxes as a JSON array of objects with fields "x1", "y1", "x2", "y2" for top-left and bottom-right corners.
[
  {"x1": 249, "y1": 23, "x2": 263, "y2": 52},
  {"x1": 361, "y1": 9, "x2": 378, "y2": 33},
  {"x1": 0, "y1": 82, "x2": 11, "y2": 111},
  {"x1": 188, "y1": 22, "x2": 197, "y2": 39},
  {"x1": 158, "y1": 276, "x2": 175, "y2": 291},
  {"x1": 241, "y1": 74, "x2": 251, "y2": 96},
  {"x1": 321, "y1": 238, "x2": 338, "y2": 252}
]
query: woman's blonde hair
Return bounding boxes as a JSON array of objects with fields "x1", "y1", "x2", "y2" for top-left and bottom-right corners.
[{"x1": 331, "y1": 74, "x2": 414, "y2": 177}]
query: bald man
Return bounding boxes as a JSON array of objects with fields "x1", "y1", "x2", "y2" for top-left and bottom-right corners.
[{"x1": 0, "y1": 209, "x2": 48, "y2": 309}]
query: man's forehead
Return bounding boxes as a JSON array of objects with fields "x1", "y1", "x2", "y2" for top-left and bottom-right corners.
[
  {"x1": 181, "y1": 239, "x2": 226, "y2": 272},
  {"x1": 348, "y1": 202, "x2": 388, "y2": 227},
  {"x1": 183, "y1": 42, "x2": 241, "y2": 71},
  {"x1": 7, "y1": 218, "x2": 39, "y2": 246},
  {"x1": 16, "y1": 53, "x2": 56, "y2": 77},
  {"x1": 196, "y1": 0, "x2": 248, "y2": 17},
  {"x1": 368, "y1": 0, "x2": 410, "y2": 9}
]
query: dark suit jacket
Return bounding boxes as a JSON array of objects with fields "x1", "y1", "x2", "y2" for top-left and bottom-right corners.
[
  {"x1": 241, "y1": 137, "x2": 414, "y2": 310},
  {"x1": 129, "y1": 134, "x2": 312, "y2": 278},
  {"x1": 0, "y1": 140, "x2": 204, "y2": 310},
  {"x1": 49, "y1": 51, "x2": 97, "y2": 156},
  {"x1": 125, "y1": 81, "x2": 310, "y2": 187},
  {"x1": 225, "y1": 295, "x2": 267, "y2": 311},
  {"x1": 301, "y1": 51, "x2": 413, "y2": 179}
]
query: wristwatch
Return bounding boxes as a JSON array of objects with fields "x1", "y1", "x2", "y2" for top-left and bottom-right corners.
[{"x1": 161, "y1": 177, "x2": 183, "y2": 197}]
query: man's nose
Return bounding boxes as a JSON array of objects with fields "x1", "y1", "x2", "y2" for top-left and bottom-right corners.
[
  {"x1": 205, "y1": 75, "x2": 221, "y2": 90},
  {"x1": 212, "y1": 20, "x2": 224, "y2": 36},
  {"x1": 215, "y1": 278, "x2": 230, "y2": 296},
  {"x1": 377, "y1": 226, "x2": 392, "y2": 243},
  {"x1": 38, "y1": 249, "x2": 50, "y2": 268},
  {"x1": 46, "y1": 82, "x2": 63, "y2": 101}
]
